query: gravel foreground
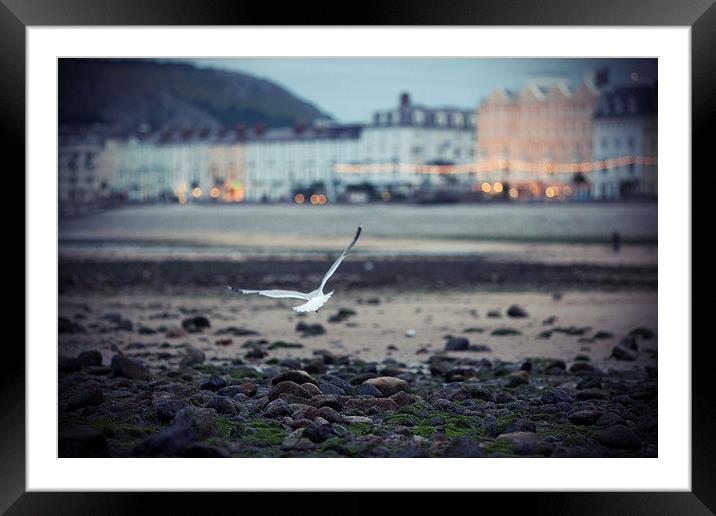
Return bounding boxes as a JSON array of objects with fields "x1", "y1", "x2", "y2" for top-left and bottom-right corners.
[{"x1": 58, "y1": 289, "x2": 657, "y2": 458}]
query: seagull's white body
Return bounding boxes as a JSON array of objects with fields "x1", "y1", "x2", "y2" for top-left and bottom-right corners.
[{"x1": 232, "y1": 225, "x2": 362, "y2": 313}]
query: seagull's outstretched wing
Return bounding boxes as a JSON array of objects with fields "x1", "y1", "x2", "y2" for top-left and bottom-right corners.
[
  {"x1": 319, "y1": 224, "x2": 363, "y2": 292},
  {"x1": 230, "y1": 287, "x2": 311, "y2": 300}
]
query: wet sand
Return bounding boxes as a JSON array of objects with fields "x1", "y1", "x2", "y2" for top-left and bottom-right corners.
[{"x1": 59, "y1": 289, "x2": 657, "y2": 371}]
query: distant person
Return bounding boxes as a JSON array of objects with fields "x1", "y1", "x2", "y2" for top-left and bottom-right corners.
[{"x1": 612, "y1": 231, "x2": 621, "y2": 254}]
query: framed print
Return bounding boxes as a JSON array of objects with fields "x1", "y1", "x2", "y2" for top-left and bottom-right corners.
[{"x1": 4, "y1": 0, "x2": 712, "y2": 513}]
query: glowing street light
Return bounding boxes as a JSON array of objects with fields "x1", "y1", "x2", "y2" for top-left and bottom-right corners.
[
  {"x1": 294, "y1": 193, "x2": 305, "y2": 204},
  {"x1": 192, "y1": 187, "x2": 202, "y2": 198}
]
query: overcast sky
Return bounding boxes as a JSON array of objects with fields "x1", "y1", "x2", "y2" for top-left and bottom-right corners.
[{"x1": 184, "y1": 58, "x2": 657, "y2": 123}]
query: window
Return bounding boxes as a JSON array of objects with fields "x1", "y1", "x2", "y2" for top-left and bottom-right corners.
[
  {"x1": 452, "y1": 113, "x2": 464, "y2": 126},
  {"x1": 435, "y1": 112, "x2": 447, "y2": 126},
  {"x1": 413, "y1": 110, "x2": 425, "y2": 125},
  {"x1": 614, "y1": 98, "x2": 624, "y2": 115}
]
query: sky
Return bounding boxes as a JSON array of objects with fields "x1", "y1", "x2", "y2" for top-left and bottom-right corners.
[{"x1": 184, "y1": 58, "x2": 657, "y2": 123}]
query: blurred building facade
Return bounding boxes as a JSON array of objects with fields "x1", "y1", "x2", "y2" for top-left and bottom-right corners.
[
  {"x1": 346, "y1": 93, "x2": 476, "y2": 187},
  {"x1": 58, "y1": 84, "x2": 657, "y2": 206},
  {"x1": 590, "y1": 85, "x2": 658, "y2": 199},
  {"x1": 475, "y1": 77, "x2": 600, "y2": 199},
  {"x1": 58, "y1": 128, "x2": 114, "y2": 204},
  {"x1": 244, "y1": 123, "x2": 363, "y2": 202}
]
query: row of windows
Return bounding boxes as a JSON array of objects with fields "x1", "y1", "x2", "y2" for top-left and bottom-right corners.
[
  {"x1": 376, "y1": 110, "x2": 475, "y2": 128},
  {"x1": 600, "y1": 136, "x2": 639, "y2": 150}
]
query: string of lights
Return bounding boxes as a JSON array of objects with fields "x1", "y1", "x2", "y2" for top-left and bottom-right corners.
[{"x1": 334, "y1": 155, "x2": 657, "y2": 175}]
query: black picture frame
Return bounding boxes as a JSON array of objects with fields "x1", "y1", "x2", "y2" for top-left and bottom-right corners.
[{"x1": 4, "y1": 0, "x2": 711, "y2": 513}]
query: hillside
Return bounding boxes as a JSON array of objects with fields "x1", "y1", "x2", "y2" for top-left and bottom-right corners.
[{"x1": 58, "y1": 59, "x2": 328, "y2": 132}]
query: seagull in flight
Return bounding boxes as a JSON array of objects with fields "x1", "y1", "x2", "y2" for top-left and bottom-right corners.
[{"x1": 230, "y1": 224, "x2": 363, "y2": 313}]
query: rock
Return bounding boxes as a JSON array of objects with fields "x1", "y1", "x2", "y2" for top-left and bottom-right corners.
[
  {"x1": 318, "y1": 382, "x2": 346, "y2": 395},
  {"x1": 577, "y1": 377, "x2": 602, "y2": 390},
  {"x1": 303, "y1": 422, "x2": 333, "y2": 443},
  {"x1": 134, "y1": 407, "x2": 217, "y2": 457},
  {"x1": 576, "y1": 389, "x2": 607, "y2": 401},
  {"x1": 430, "y1": 415, "x2": 447, "y2": 426},
  {"x1": 444, "y1": 337, "x2": 469, "y2": 351},
  {"x1": 504, "y1": 419, "x2": 537, "y2": 434},
  {"x1": 208, "y1": 395, "x2": 240, "y2": 416},
  {"x1": 569, "y1": 362, "x2": 597, "y2": 375},
  {"x1": 183, "y1": 443, "x2": 230, "y2": 458},
  {"x1": 181, "y1": 315, "x2": 211, "y2": 333},
  {"x1": 344, "y1": 398, "x2": 399, "y2": 413},
  {"x1": 389, "y1": 391, "x2": 417, "y2": 408},
  {"x1": 611, "y1": 345, "x2": 638, "y2": 361},
  {"x1": 467, "y1": 344, "x2": 491, "y2": 352},
  {"x1": 153, "y1": 398, "x2": 189, "y2": 423},
  {"x1": 60, "y1": 386, "x2": 104, "y2": 412},
  {"x1": 506, "y1": 371, "x2": 529, "y2": 388},
  {"x1": 58, "y1": 317, "x2": 86, "y2": 334},
  {"x1": 301, "y1": 383, "x2": 322, "y2": 396},
  {"x1": 264, "y1": 398, "x2": 291, "y2": 418},
  {"x1": 545, "y1": 359, "x2": 567, "y2": 374},
  {"x1": 496, "y1": 432, "x2": 553, "y2": 456},
  {"x1": 494, "y1": 392, "x2": 515, "y2": 404},
  {"x1": 200, "y1": 375, "x2": 226, "y2": 392},
  {"x1": 594, "y1": 425, "x2": 642, "y2": 450},
  {"x1": 171, "y1": 406, "x2": 218, "y2": 440},
  {"x1": 59, "y1": 426, "x2": 107, "y2": 457},
  {"x1": 362, "y1": 376, "x2": 410, "y2": 397},
  {"x1": 568, "y1": 409, "x2": 604, "y2": 425},
  {"x1": 58, "y1": 356, "x2": 82, "y2": 373},
  {"x1": 317, "y1": 406, "x2": 345, "y2": 424},
  {"x1": 620, "y1": 335, "x2": 639, "y2": 351},
  {"x1": 629, "y1": 327, "x2": 655, "y2": 339},
  {"x1": 405, "y1": 329, "x2": 416, "y2": 337},
  {"x1": 303, "y1": 359, "x2": 328, "y2": 374},
  {"x1": 111, "y1": 355, "x2": 150, "y2": 380},
  {"x1": 179, "y1": 346, "x2": 206, "y2": 368},
  {"x1": 443, "y1": 437, "x2": 485, "y2": 457},
  {"x1": 448, "y1": 384, "x2": 494, "y2": 402},
  {"x1": 323, "y1": 373, "x2": 353, "y2": 392},
  {"x1": 487, "y1": 310, "x2": 502, "y2": 318},
  {"x1": 541, "y1": 388, "x2": 573, "y2": 405},
  {"x1": 77, "y1": 350, "x2": 102, "y2": 367},
  {"x1": 291, "y1": 405, "x2": 319, "y2": 420},
  {"x1": 593, "y1": 331, "x2": 614, "y2": 340},
  {"x1": 311, "y1": 394, "x2": 344, "y2": 411},
  {"x1": 217, "y1": 385, "x2": 244, "y2": 397},
  {"x1": 328, "y1": 308, "x2": 356, "y2": 323},
  {"x1": 268, "y1": 381, "x2": 312, "y2": 401},
  {"x1": 343, "y1": 415, "x2": 373, "y2": 425},
  {"x1": 490, "y1": 328, "x2": 522, "y2": 336},
  {"x1": 506, "y1": 304, "x2": 528, "y2": 318},
  {"x1": 245, "y1": 348, "x2": 268, "y2": 360},
  {"x1": 271, "y1": 370, "x2": 318, "y2": 386},
  {"x1": 235, "y1": 382, "x2": 257, "y2": 397},
  {"x1": 295, "y1": 321, "x2": 326, "y2": 336},
  {"x1": 353, "y1": 383, "x2": 382, "y2": 397}
]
